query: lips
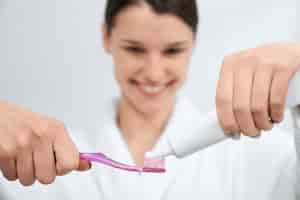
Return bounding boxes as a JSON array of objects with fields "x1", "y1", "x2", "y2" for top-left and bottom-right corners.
[{"x1": 130, "y1": 79, "x2": 175, "y2": 97}]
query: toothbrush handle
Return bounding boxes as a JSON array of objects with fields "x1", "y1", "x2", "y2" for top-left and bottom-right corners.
[
  {"x1": 80, "y1": 153, "x2": 141, "y2": 172},
  {"x1": 79, "y1": 153, "x2": 166, "y2": 173}
]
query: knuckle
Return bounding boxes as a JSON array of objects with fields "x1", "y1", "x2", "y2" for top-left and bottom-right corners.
[
  {"x1": 33, "y1": 125, "x2": 47, "y2": 139},
  {"x1": 33, "y1": 127, "x2": 53, "y2": 143},
  {"x1": 33, "y1": 118, "x2": 56, "y2": 139},
  {"x1": 16, "y1": 133, "x2": 32, "y2": 150},
  {"x1": 0, "y1": 145, "x2": 16, "y2": 160},
  {"x1": 54, "y1": 121, "x2": 67, "y2": 133},
  {"x1": 223, "y1": 54, "x2": 234, "y2": 64},
  {"x1": 221, "y1": 54, "x2": 237, "y2": 70},
  {"x1": 38, "y1": 123, "x2": 50, "y2": 137},
  {"x1": 42, "y1": 119, "x2": 67, "y2": 139},
  {"x1": 241, "y1": 51, "x2": 259, "y2": 62}
]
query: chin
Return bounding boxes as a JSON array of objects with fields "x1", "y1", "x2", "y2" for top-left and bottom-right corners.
[{"x1": 132, "y1": 95, "x2": 175, "y2": 117}]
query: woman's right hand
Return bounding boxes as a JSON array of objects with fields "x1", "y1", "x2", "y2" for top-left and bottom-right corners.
[{"x1": 0, "y1": 101, "x2": 91, "y2": 186}]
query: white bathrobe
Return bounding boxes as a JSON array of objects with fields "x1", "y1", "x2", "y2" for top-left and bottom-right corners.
[{"x1": 0, "y1": 96, "x2": 299, "y2": 200}]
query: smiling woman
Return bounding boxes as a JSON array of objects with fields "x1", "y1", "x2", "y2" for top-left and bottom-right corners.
[
  {"x1": 0, "y1": 0, "x2": 300, "y2": 200},
  {"x1": 103, "y1": 0, "x2": 197, "y2": 115},
  {"x1": 101, "y1": 0, "x2": 198, "y2": 166}
]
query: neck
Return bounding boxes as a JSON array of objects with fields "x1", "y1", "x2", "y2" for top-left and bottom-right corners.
[{"x1": 117, "y1": 97, "x2": 174, "y2": 165}]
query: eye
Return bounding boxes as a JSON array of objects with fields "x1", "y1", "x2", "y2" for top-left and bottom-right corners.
[
  {"x1": 124, "y1": 46, "x2": 145, "y2": 54},
  {"x1": 164, "y1": 48, "x2": 184, "y2": 55}
]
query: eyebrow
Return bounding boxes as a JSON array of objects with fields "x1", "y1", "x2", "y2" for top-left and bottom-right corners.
[{"x1": 121, "y1": 39, "x2": 189, "y2": 48}]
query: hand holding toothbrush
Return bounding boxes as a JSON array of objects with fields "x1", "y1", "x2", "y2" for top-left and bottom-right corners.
[
  {"x1": 0, "y1": 101, "x2": 91, "y2": 186},
  {"x1": 216, "y1": 42, "x2": 300, "y2": 137}
]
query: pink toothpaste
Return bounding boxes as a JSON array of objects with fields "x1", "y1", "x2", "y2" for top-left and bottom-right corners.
[{"x1": 80, "y1": 152, "x2": 166, "y2": 173}]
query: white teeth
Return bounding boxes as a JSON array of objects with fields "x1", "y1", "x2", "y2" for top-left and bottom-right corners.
[{"x1": 142, "y1": 85, "x2": 165, "y2": 93}]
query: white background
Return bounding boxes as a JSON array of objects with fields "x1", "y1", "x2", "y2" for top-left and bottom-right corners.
[{"x1": 0, "y1": 0, "x2": 298, "y2": 131}]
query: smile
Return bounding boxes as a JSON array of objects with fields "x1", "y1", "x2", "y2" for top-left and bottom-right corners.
[{"x1": 130, "y1": 79, "x2": 176, "y2": 97}]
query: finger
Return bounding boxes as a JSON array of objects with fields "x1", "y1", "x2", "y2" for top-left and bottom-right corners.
[
  {"x1": 33, "y1": 138, "x2": 56, "y2": 185},
  {"x1": 53, "y1": 125, "x2": 79, "y2": 176},
  {"x1": 216, "y1": 57, "x2": 240, "y2": 135},
  {"x1": 16, "y1": 149, "x2": 35, "y2": 186},
  {"x1": 269, "y1": 69, "x2": 293, "y2": 123},
  {"x1": 233, "y1": 62, "x2": 260, "y2": 136},
  {"x1": 251, "y1": 65, "x2": 274, "y2": 131},
  {"x1": 0, "y1": 134, "x2": 17, "y2": 181},
  {"x1": 0, "y1": 159, "x2": 17, "y2": 181},
  {"x1": 77, "y1": 160, "x2": 92, "y2": 172},
  {"x1": 0, "y1": 132, "x2": 17, "y2": 160}
]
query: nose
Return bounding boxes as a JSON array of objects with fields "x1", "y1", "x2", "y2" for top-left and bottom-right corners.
[{"x1": 143, "y1": 53, "x2": 167, "y2": 83}]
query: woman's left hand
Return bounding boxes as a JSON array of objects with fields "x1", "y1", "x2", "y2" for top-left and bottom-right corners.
[{"x1": 216, "y1": 42, "x2": 300, "y2": 137}]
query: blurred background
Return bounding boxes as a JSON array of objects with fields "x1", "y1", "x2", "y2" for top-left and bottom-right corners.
[{"x1": 0, "y1": 0, "x2": 298, "y2": 132}]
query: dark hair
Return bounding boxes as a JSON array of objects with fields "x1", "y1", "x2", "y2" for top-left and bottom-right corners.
[{"x1": 104, "y1": 0, "x2": 199, "y2": 35}]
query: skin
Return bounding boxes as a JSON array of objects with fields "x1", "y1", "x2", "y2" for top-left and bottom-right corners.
[
  {"x1": 102, "y1": 2, "x2": 195, "y2": 166},
  {"x1": 216, "y1": 43, "x2": 300, "y2": 137},
  {"x1": 0, "y1": 101, "x2": 91, "y2": 186},
  {"x1": 1, "y1": 1, "x2": 300, "y2": 187}
]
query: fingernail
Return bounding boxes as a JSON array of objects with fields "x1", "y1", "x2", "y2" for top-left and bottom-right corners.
[
  {"x1": 83, "y1": 161, "x2": 91, "y2": 171},
  {"x1": 272, "y1": 116, "x2": 284, "y2": 123}
]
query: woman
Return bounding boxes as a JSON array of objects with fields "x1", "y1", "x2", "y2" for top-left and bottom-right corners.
[{"x1": 0, "y1": 0, "x2": 300, "y2": 199}]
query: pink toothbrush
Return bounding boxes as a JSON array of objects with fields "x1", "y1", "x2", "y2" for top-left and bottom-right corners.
[{"x1": 79, "y1": 152, "x2": 166, "y2": 173}]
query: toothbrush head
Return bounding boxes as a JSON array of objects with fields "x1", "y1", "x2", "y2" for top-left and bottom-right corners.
[{"x1": 143, "y1": 157, "x2": 166, "y2": 173}]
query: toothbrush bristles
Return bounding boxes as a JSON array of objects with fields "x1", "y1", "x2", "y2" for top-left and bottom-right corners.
[{"x1": 143, "y1": 157, "x2": 166, "y2": 172}]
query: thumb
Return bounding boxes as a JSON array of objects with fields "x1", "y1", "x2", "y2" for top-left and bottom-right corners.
[{"x1": 77, "y1": 160, "x2": 92, "y2": 171}]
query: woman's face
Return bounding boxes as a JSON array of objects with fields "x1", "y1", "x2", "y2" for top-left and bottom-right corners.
[{"x1": 103, "y1": 3, "x2": 195, "y2": 116}]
